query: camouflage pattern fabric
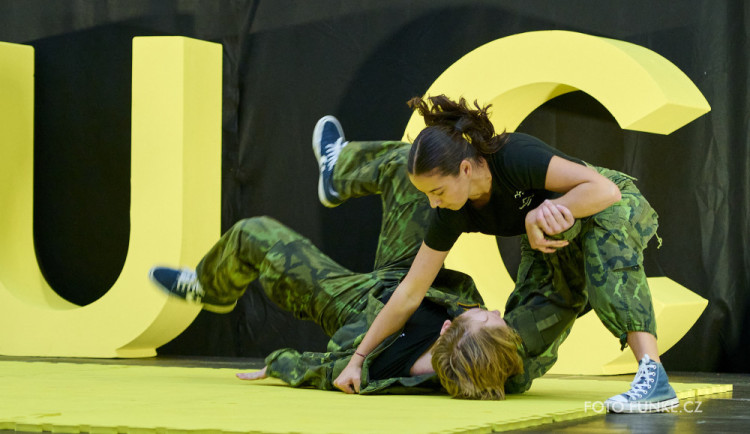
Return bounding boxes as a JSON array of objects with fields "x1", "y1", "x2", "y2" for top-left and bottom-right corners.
[
  {"x1": 582, "y1": 167, "x2": 659, "y2": 343},
  {"x1": 195, "y1": 141, "x2": 481, "y2": 394},
  {"x1": 197, "y1": 215, "x2": 378, "y2": 336},
  {"x1": 504, "y1": 165, "x2": 659, "y2": 393},
  {"x1": 332, "y1": 141, "x2": 434, "y2": 271}
]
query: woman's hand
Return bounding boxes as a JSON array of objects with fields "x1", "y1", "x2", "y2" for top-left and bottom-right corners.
[
  {"x1": 331, "y1": 243, "x2": 447, "y2": 394},
  {"x1": 525, "y1": 201, "x2": 574, "y2": 253},
  {"x1": 236, "y1": 366, "x2": 267, "y2": 381},
  {"x1": 333, "y1": 360, "x2": 362, "y2": 394},
  {"x1": 534, "y1": 200, "x2": 575, "y2": 235}
]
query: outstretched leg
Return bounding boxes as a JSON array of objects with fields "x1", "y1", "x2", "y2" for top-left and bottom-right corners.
[{"x1": 153, "y1": 216, "x2": 379, "y2": 337}]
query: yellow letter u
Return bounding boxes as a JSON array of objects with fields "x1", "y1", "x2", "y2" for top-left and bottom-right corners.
[{"x1": 0, "y1": 37, "x2": 222, "y2": 357}]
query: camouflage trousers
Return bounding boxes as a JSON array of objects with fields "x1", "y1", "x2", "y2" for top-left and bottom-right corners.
[
  {"x1": 507, "y1": 166, "x2": 659, "y2": 349},
  {"x1": 195, "y1": 141, "x2": 428, "y2": 336}
]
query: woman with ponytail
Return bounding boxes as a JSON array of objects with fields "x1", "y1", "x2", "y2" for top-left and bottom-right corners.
[{"x1": 335, "y1": 95, "x2": 677, "y2": 413}]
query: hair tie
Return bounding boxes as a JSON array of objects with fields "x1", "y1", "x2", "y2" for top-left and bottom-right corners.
[{"x1": 454, "y1": 118, "x2": 470, "y2": 135}]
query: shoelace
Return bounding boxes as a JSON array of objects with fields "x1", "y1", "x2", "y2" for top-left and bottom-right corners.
[
  {"x1": 323, "y1": 137, "x2": 346, "y2": 171},
  {"x1": 174, "y1": 269, "x2": 204, "y2": 298},
  {"x1": 624, "y1": 362, "x2": 656, "y2": 400}
]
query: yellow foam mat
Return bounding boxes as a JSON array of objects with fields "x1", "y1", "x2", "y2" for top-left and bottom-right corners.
[{"x1": 0, "y1": 361, "x2": 732, "y2": 433}]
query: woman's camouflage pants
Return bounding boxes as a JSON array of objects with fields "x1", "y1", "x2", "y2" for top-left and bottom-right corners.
[{"x1": 506, "y1": 166, "x2": 659, "y2": 348}]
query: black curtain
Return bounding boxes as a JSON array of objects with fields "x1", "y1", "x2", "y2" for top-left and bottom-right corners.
[{"x1": 1, "y1": 0, "x2": 747, "y2": 373}]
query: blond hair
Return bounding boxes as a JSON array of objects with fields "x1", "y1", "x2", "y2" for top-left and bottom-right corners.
[{"x1": 431, "y1": 314, "x2": 523, "y2": 400}]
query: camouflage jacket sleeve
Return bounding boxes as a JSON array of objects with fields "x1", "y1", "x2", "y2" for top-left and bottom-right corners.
[
  {"x1": 264, "y1": 348, "x2": 351, "y2": 390},
  {"x1": 547, "y1": 219, "x2": 582, "y2": 241}
]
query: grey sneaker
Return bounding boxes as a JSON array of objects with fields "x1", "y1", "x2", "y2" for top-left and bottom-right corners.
[
  {"x1": 148, "y1": 266, "x2": 236, "y2": 314},
  {"x1": 312, "y1": 115, "x2": 347, "y2": 207},
  {"x1": 605, "y1": 354, "x2": 679, "y2": 413}
]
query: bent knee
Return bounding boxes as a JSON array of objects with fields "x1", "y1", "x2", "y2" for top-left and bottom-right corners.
[{"x1": 234, "y1": 215, "x2": 283, "y2": 231}]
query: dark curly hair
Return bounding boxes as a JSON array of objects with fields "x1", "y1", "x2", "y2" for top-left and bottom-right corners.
[{"x1": 407, "y1": 95, "x2": 508, "y2": 176}]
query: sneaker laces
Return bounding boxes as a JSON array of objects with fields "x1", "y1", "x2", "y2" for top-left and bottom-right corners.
[
  {"x1": 323, "y1": 137, "x2": 346, "y2": 171},
  {"x1": 624, "y1": 362, "x2": 656, "y2": 400},
  {"x1": 174, "y1": 269, "x2": 205, "y2": 299}
]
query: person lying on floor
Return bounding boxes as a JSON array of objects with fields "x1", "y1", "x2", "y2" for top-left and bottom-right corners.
[
  {"x1": 149, "y1": 115, "x2": 675, "y2": 409},
  {"x1": 149, "y1": 116, "x2": 501, "y2": 395}
]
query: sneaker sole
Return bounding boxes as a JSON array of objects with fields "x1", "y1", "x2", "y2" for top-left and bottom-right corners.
[
  {"x1": 312, "y1": 115, "x2": 344, "y2": 208},
  {"x1": 203, "y1": 300, "x2": 238, "y2": 314},
  {"x1": 606, "y1": 397, "x2": 680, "y2": 413}
]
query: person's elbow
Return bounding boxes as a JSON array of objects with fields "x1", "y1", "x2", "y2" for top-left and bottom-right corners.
[
  {"x1": 606, "y1": 181, "x2": 622, "y2": 205},
  {"x1": 402, "y1": 289, "x2": 426, "y2": 313}
]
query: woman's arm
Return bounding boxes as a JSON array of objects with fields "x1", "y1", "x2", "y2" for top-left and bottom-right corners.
[
  {"x1": 544, "y1": 156, "x2": 621, "y2": 217},
  {"x1": 525, "y1": 156, "x2": 621, "y2": 253},
  {"x1": 332, "y1": 242, "x2": 448, "y2": 394}
]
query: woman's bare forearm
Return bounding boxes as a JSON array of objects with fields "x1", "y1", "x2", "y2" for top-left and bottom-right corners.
[
  {"x1": 349, "y1": 286, "x2": 421, "y2": 364},
  {"x1": 348, "y1": 243, "x2": 448, "y2": 366},
  {"x1": 549, "y1": 179, "x2": 620, "y2": 218},
  {"x1": 545, "y1": 156, "x2": 621, "y2": 218}
]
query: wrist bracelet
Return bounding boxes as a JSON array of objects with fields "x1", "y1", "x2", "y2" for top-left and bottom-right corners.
[{"x1": 355, "y1": 351, "x2": 367, "y2": 358}]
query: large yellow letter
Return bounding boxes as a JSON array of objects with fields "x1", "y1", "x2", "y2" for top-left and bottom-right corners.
[
  {"x1": 0, "y1": 37, "x2": 221, "y2": 357},
  {"x1": 403, "y1": 31, "x2": 710, "y2": 374}
]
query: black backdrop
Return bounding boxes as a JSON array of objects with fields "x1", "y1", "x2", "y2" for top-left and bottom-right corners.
[{"x1": 1, "y1": 0, "x2": 747, "y2": 373}]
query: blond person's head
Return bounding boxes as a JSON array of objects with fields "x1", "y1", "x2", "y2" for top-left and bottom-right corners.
[{"x1": 432, "y1": 308, "x2": 523, "y2": 400}]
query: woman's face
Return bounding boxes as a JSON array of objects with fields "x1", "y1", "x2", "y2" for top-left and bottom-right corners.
[{"x1": 409, "y1": 161, "x2": 472, "y2": 210}]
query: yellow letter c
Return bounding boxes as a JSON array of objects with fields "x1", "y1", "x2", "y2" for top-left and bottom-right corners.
[{"x1": 402, "y1": 30, "x2": 710, "y2": 374}]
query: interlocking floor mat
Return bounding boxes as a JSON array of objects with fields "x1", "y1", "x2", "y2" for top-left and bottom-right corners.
[{"x1": 0, "y1": 361, "x2": 732, "y2": 433}]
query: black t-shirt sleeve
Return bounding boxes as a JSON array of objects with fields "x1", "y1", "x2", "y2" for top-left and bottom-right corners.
[
  {"x1": 496, "y1": 137, "x2": 555, "y2": 191},
  {"x1": 494, "y1": 133, "x2": 586, "y2": 191},
  {"x1": 423, "y1": 208, "x2": 465, "y2": 252}
]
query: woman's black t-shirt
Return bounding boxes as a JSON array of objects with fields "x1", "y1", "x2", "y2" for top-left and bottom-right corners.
[{"x1": 423, "y1": 133, "x2": 584, "y2": 251}]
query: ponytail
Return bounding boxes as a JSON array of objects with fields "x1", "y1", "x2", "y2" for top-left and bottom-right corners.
[{"x1": 406, "y1": 95, "x2": 508, "y2": 176}]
